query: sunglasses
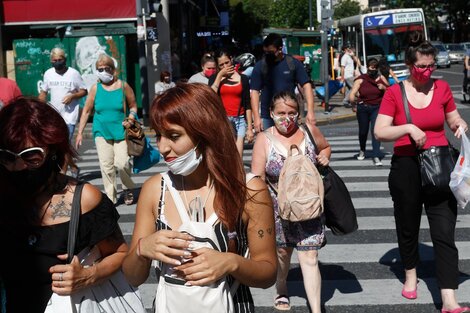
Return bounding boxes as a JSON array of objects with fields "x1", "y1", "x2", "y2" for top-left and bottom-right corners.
[
  {"x1": 97, "y1": 66, "x2": 113, "y2": 73},
  {"x1": 413, "y1": 63, "x2": 436, "y2": 70},
  {"x1": 0, "y1": 147, "x2": 46, "y2": 169}
]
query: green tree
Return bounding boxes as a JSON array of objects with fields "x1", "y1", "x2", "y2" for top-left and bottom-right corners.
[
  {"x1": 229, "y1": 0, "x2": 270, "y2": 46},
  {"x1": 268, "y1": 0, "x2": 312, "y2": 29},
  {"x1": 333, "y1": 0, "x2": 361, "y2": 20}
]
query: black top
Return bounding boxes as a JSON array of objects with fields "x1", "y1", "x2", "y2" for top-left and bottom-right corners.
[{"x1": 0, "y1": 193, "x2": 120, "y2": 313}]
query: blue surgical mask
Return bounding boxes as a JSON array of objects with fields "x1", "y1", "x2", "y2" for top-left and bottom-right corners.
[{"x1": 166, "y1": 146, "x2": 202, "y2": 176}]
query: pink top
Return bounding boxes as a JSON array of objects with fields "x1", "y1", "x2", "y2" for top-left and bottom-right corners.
[{"x1": 379, "y1": 80, "x2": 456, "y2": 156}]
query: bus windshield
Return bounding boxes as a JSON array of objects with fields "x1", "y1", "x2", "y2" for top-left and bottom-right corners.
[{"x1": 364, "y1": 25, "x2": 425, "y2": 63}]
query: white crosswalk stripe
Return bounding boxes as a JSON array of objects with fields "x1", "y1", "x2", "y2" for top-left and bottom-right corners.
[{"x1": 76, "y1": 134, "x2": 470, "y2": 312}]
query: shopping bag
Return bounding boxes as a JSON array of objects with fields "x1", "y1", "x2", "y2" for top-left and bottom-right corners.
[
  {"x1": 133, "y1": 137, "x2": 161, "y2": 174},
  {"x1": 449, "y1": 126, "x2": 470, "y2": 209}
]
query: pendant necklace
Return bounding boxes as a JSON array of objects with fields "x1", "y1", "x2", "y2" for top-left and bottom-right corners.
[{"x1": 181, "y1": 176, "x2": 214, "y2": 221}]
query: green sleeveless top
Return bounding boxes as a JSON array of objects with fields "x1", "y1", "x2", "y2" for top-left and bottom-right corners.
[{"x1": 92, "y1": 82, "x2": 126, "y2": 140}]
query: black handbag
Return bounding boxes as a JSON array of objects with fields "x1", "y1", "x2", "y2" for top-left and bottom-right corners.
[
  {"x1": 302, "y1": 125, "x2": 358, "y2": 235},
  {"x1": 400, "y1": 82, "x2": 459, "y2": 192}
]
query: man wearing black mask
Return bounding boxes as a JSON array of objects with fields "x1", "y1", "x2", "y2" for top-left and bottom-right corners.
[
  {"x1": 39, "y1": 48, "x2": 87, "y2": 178},
  {"x1": 250, "y1": 33, "x2": 316, "y2": 133}
]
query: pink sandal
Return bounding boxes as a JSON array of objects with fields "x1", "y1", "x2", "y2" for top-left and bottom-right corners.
[{"x1": 442, "y1": 307, "x2": 470, "y2": 313}]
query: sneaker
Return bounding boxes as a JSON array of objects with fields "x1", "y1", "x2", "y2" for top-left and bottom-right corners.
[
  {"x1": 373, "y1": 157, "x2": 383, "y2": 166},
  {"x1": 357, "y1": 151, "x2": 365, "y2": 160}
]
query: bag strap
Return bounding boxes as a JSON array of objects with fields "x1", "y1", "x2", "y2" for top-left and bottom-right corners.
[
  {"x1": 67, "y1": 182, "x2": 86, "y2": 264},
  {"x1": 399, "y1": 82, "x2": 412, "y2": 124},
  {"x1": 301, "y1": 124, "x2": 318, "y2": 154},
  {"x1": 161, "y1": 173, "x2": 191, "y2": 224}
]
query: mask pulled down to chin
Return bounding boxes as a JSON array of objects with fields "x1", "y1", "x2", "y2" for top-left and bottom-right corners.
[{"x1": 166, "y1": 146, "x2": 203, "y2": 176}]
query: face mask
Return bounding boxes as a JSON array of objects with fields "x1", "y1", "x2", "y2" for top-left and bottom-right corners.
[
  {"x1": 271, "y1": 113, "x2": 298, "y2": 134},
  {"x1": 164, "y1": 77, "x2": 171, "y2": 83},
  {"x1": 7, "y1": 157, "x2": 56, "y2": 194},
  {"x1": 166, "y1": 146, "x2": 203, "y2": 176},
  {"x1": 203, "y1": 69, "x2": 216, "y2": 77},
  {"x1": 410, "y1": 66, "x2": 434, "y2": 83},
  {"x1": 264, "y1": 53, "x2": 277, "y2": 66},
  {"x1": 368, "y1": 69, "x2": 378, "y2": 78},
  {"x1": 97, "y1": 71, "x2": 114, "y2": 83},
  {"x1": 52, "y1": 60, "x2": 66, "y2": 71}
]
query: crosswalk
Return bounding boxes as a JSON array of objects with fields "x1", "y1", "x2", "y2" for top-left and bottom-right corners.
[{"x1": 76, "y1": 134, "x2": 470, "y2": 312}]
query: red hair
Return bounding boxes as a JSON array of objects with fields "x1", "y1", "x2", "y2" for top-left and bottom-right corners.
[
  {"x1": 150, "y1": 83, "x2": 246, "y2": 231},
  {"x1": 0, "y1": 97, "x2": 77, "y2": 169}
]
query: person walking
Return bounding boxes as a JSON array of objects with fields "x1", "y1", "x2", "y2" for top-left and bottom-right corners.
[
  {"x1": 250, "y1": 33, "x2": 316, "y2": 132},
  {"x1": 122, "y1": 83, "x2": 277, "y2": 312},
  {"x1": 251, "y1": 91, "x2": 331, "y2": 313},
  {"x1": 209, "y1": 48, "x2": 253, "y2": 157},
  {"x1": 154, "y1": 70, "x2": 175, "y2": 96},
  {"x1": 188, "y1": 54, "x2": 217, "y2": 84},
  {"x1": 0, "y1": 97, "x2": 127, "y2": 313},
  {"x1": 374, "y1": 36, "x2": 470, "y2": 313},
  {"x1": 378, "y1": 57, "x2": 399, "y2": 85},
  {"x1": 349, "y1": 58, "x2": 388, "y2": 166},
  {"x1": 340, "y1": 45, "x2": 355, "y2": 108},
  {"x1": 463, "y1": 49, "x2": 470, "y2": 96},
  {"x1": 39, "y1": 47, "x2": 87, "y2": 178},
  {"x1": 75, "y1": 54, "x2": 137, "y2": 205}
]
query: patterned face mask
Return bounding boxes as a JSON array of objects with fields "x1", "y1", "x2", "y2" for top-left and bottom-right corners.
[{"x1": 271, "y1": 113, "x2": 298, "y2": 134}]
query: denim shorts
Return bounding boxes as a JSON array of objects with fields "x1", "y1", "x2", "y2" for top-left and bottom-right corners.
[{"x1": 227, "y1": 116, "x2": 246, "y2": 138}]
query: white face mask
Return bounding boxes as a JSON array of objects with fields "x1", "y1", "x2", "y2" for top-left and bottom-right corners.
[
  {"x1": 97, "y1": 71, "x2": 114, "y2": 83},
  {"x1": 166, "y1": 146, "x2": 203, "y2": 176}
]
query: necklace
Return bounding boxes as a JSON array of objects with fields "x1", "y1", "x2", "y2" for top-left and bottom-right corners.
[{"x1": 181, "y1": 176, "x2": 214, "y2": 221}]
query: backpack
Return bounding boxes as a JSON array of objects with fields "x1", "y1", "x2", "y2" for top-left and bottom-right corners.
[
  {"x1": 264, "y1": 130, "x2": 324, "y2": 222},
  {"x1": 155, "y1": 173, "x2": 251, "y2": 313}
]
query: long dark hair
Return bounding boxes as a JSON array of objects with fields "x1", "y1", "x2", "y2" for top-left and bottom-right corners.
[{"x1": 150, "y1": 83, "x2": 246, "y2": 232}]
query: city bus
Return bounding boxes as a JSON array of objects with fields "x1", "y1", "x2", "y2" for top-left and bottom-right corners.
[{"x1": 338, "y1": 8, "x2": 428, "y2": 83}]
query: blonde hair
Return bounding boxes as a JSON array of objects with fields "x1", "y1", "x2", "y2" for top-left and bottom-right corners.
[
  {"x1": 95, "y1": 54, "x2": 116, "y2": 70},
  {"x1": 50, "y1": 47, "x2": 66, "y2": 60}
]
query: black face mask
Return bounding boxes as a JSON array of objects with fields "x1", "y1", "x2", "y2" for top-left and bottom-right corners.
[
  {"x1": 7, "y1": 157, "x2": 57, "y2": 194},
  {"x1": 368, "y1": 69, "x2": 378, "y2": 78},
  {"x1": 52, "y1": 60, "x2": 66, "y2": 71},
  {"x1": 264, "y1": 53, "x2": 277, "y2": 66}
]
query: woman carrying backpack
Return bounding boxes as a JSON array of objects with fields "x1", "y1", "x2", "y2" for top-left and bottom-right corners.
[
  {"x1": 122, "y1": 83, "x2": 277, "y2": 313},
  {"x1": 251, "y1": 91, "x2": 331, "y2": 313}
]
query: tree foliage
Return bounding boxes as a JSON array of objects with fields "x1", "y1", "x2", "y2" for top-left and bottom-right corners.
[
  {"x1": 268, "y1": 0, "x2": 313, "y2": 29},
  {"x1": 333, "y1": 0, "x2": 362, "y2": 20},
  {"x1": 229, "y1": 0, "x2": 270, "y2": 46}
]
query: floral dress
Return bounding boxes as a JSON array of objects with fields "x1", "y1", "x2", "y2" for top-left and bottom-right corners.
[{"x1": 265, "y1": 127, "x2": 325, "y2": 251}]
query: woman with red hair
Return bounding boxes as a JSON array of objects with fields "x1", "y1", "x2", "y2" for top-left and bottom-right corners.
[
  {"x1": 122, "y1": 83, "x2": 277, "y2": 312},
  {"x1": 0, "y1": 97, "x2": 127, "y2": 313}
]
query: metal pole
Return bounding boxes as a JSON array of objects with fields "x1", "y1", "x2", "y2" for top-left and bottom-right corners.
[
  {"x1": 136, "y1": 0, "x2": 150, "y2": 122},
  {"x1": 309, "y1": 0, "x2": 313, "y2": 30}
]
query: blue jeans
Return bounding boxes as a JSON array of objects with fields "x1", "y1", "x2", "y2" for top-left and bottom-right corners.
[
  {"x1": 67, "y1": 124, "x2": 75, "y2": 142},
  {"x1": 356, "y1": 104, "x2": 381, "y2": 157}
]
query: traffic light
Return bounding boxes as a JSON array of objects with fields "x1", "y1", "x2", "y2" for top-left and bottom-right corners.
[{"x1": 149, "y1": 0, "x2": 163, "y2": 13}]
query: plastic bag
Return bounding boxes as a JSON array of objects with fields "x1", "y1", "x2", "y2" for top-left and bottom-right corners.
[{"x1": 449, "y1": 126, "x2": 470, "y2": 209}]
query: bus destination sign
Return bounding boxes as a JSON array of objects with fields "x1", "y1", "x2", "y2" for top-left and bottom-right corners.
[
  {"x1": 393, "y1": 12, "x2": 423, "y2": 24},
  {"x1": 363, "y1": 11, "x2": 422, "y2": 28}
]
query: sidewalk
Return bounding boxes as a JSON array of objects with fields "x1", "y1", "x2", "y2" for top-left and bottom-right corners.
[{"x1": 78, "y1": 92, "x2": 356, "y2": 139}]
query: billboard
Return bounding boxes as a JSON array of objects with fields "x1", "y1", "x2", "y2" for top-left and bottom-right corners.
[{"x1": 2, "y1": 0, "x2": 136, "y2": 25}]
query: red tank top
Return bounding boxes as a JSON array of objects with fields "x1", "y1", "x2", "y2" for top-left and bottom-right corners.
[{"x1": 220, "y1": 82, "x2": 244, "y2": 116}]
